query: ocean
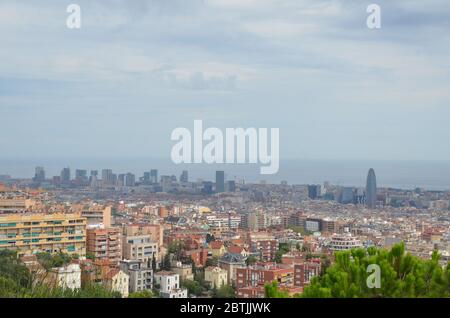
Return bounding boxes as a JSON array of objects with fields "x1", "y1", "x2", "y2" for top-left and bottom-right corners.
[{"x1": 0, "y1": 158, "x2": 449, "y2": 191}]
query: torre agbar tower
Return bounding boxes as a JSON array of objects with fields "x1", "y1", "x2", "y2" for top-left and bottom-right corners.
[{"x1": 366, "y1": 168, "x2": 377, "y2": 209}]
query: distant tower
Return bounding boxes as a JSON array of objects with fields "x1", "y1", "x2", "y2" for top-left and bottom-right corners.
[
  {"x1": 215, "y1": 171, "x2": 225, "y2": 193},
  {"x1": 365, "y1": 168, "x2": 377, "y2": 209}
]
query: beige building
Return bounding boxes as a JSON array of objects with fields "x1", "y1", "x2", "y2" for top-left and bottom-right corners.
[
  {"x1": 123, "y1": 224, "x2": 163, "y2": 250},
  {"x1": 80, "y1": 205, "x2": 112, "y2": 227},
  {"x1": 122, "y1": 234, "x2": 158, "y2": 266},
  {"x1": 105, "y1": 269, "x2": 129, "y2": 297},
  {"x1": 171, "y1": 261, "x2": 194, "y2": 281},
  {"x1": 0, "y1": 213, "x2": 86, "y2": 257},
  {"x1": 204, "y1": 266, "x2": 228, "y2": 288}
]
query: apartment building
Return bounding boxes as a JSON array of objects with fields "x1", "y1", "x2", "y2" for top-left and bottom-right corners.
[
  {"x1": 122, "y1": 234, "x2": 158, "y2": 266},
  {"x1": 0, "y1": 213, "x2": 86, "y2": 257},
  {"x1": 154, "y1": 271, "x2": 188, "y2": 298},
  {"x1": 218, "y1": 253, "x2": 247, "y2": 285},
  {"x1": 235, "y1": 262, "x2": 294, "y2": 289},
  {"x1": 250, "y1": 239, "x2": 278, "y2": 261},
  {"x1": 86, "y1": 226, "x2": 122, "y2": 267},
  {"x1": 119, "y1": 260, "x2": 153, "y2": 293},
  {"x1": 0, "y1": 188, "x2": 36, "y2": 213},
  {"x1": 293, "y1": 262, "x2": 321, "y2": 287},
  {"x1": 79, "y1": 205, "x2": 112, "y2": 227},
  {"x1": 123, "y1": 224, "x2": 164, "y2": 251},
  {"x1": 204, "y1": 266, "x2": 228, "y2": 288}
]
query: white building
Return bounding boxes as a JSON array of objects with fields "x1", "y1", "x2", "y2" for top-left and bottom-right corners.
[
  {"x1": 154, "y1": 271, "x2": 187, "y2": 298},
  {"x1": 50, "y1": 263, "x2": 81, "y2": 290},
  {"x1": 329, "y1": 233, "x2": 363, "y2": 251}
]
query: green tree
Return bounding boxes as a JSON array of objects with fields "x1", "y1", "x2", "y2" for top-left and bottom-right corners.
[
  {"x1": 215, "y1": 284, "x2": 236, "y2": 298},
  {"x1": 302, "y1": 242, "x2": 450, "y2": 298},
  {"x1": 128, "y1": 290, "x2": 154, "y2": 298},
  {"x1": 246, "y1": 255, "x2": 257, "y2": 266},
  {"x1": 162, "y1": 253, "x2": 171, "y2": 271},
  {"x1": 264, "y1": 281, "x2": 290, "y2": 298},
  {"x1": 182, "y1": 279, "x2": 203, "y2": 296}
]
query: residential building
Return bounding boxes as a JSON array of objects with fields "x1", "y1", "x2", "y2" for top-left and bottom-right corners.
[
  {"x1": 119, "y1": 260, "x2": 153, "y2": 293},
  {"x1": 204, "y1": 266, "x2": 228, "y2": 288},
  {"x1": 0, "y1": 213, "x2": 86, "y2": 257},
  {"x1": 86, "y1": 226, "x2": 122, "y2": 267}
]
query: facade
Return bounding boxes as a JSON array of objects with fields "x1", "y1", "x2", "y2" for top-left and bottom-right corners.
[
  {"x1": 235, "y1": 263, "x2": 294, "y2": 289},
  {"x1": 123, "y1": 224, "x2": 164, "y2": 252},
  {"x1": 218, "y1": 253, "x2": 247, "y2": 285},
  {"x1": 0, "y1": 213, "x2": 86, "y2": 257},
  {"x1": 294, "y1": 262, "x2": 321, "y2": 287},
  {"x1": 119, "y1": 260, "x2": 153, "y2": 293},
  {"x1": 329, "y1": 233, "x2": 362, "y2": 251},
  {"x1": 122, "y1": 234, "x2": 158, "y2": 265},
  {"x1": 49, "y1": 263, "x2": 82, "y2": 290},
  {"x1": 250, "y1": 239, "x2": 278, "y2": 261},
  {"x1": 80, "y1": 205, "x2": 112, "y2": 227},
  {"x1": 204, "y1": 266, "x2": 228, "y2": 288},
  {"x1": 86, "y1": 226, "x2": 122, "y2": 267},
  {"x1": 366, "y1": 168, "x2": 377, "y2": 209},
  {"x1": 171, "y1": 261, "x2": 194, "y2": 281},
  {"x1": 154, "y1": 271, "x2": 188, "y2": 298},
  {"x1": 215, "y1": 171, "x2": 225, "y2": 193},
  {"x1": 104, "y1": 269, "x2": 130, "y2": 297}
]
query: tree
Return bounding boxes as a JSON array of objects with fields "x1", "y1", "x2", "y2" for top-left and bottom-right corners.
[
  {"x1": 302, "y1": 242, "x2": 450, "y2": 298},
  {"x1": 151, "y1": 255, "x2": 157, "y2": 271},
  {"x1": 215, "y1": 284, "x2": 236, "y2": 298},
  {"x1": 274, "y1": 243, "x2": 290, "y2": 263},
  {"x1": 162, "y1": 253, "x2": 171, "y2": 271},
  {"x1": 182, "y1": 280, "x2": 203, "y2": 297},
  {"x1": 206, "y1": 256, "x2": 219, "y2": 267},
  {"x1": 246, "y1": 255, "x2": 257, "y2": 266},
  {"x1": 265, "y1": 281, "x2": 290, "y2": 298},
  {"x1": 128, "y1": 290, "x2": 154, "y2": 298}
]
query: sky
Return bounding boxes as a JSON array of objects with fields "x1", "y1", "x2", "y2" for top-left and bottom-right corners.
[{"x1": 1, "y1": 0, "x2": 450, "y2": 162}]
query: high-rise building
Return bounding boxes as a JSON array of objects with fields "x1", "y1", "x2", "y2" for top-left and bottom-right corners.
[
  {"x1": 307, "y1": 185, "x2": 321, "y2": 199},
  {"x1": 161, "y1": 176, "x2": 172, "y2": 192},
  {"x1": 215, "y1": 171, "x2": 225, "y2": 193},
  {"x1": 60, "y1": 167, "x2": 71, "y2": 185},
  {"x1": 0, "y1": 213, "x2": 86, "y2": 257},
  {"x1": 227, "y1": 180, "x2": 236, "y2": 192},
  {"x1": 125, "y1": 173, "x2": 135, "y2": 187},
  {"x1": 33, "y1": 167, "x2": 46, "y2": 182},
  {"x1": 86, "y1": 226, "x2": 122, "y2": 267},
  {"x1": 102, "y1": 169, "x2": 116, "y2": 186},
  {"x1": 143, "y1": 172, "x2": 151, "y2": 184},
  {"x1": 366, "y1": 168, "x2": 377, "y2": 209},
  {"x1": 338, "y1": 187, "x2": 355, "y2": 204},
  {"x1": 180, "y1": 170, "x2": 188, "y2": 183},
  {"x1": 150, "y1": 170, "x2": 158, "y2": 184},
  {"x1": 75, "y1": 169, "x2": 88, "y2": 184}
]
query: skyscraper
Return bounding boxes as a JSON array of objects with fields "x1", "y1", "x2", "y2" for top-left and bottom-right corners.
[
  {"x1": 180, "y1": 170, "x2": 188, "y2": 183},
  {"x1": 33, "y1": 166, "x2": 45, "y2": 182},
  {"x1": 150, "y1": 169, "x2": 158, "y2": 184},
  {"x1": 366, "y1": 168, "x2": 377, "y2": 209},
  {"x1": 60, "y1": 167, "x2": 71, "y2": 184},
  {"x1": 215, "y1": 171, "x2": 225, "y2": 193}
]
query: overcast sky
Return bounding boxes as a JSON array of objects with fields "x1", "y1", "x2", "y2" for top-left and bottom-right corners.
[{"x1": 1, "y1": 0, "x2": 450, "y2": 161}]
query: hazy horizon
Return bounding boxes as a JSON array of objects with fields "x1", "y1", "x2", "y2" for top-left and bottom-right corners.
[{"x1": 1, "y1": 0, "x2": 450, "y2": 163}]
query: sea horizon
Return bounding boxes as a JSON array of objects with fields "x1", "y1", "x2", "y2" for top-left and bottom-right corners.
[{"x1": 1, "y1": 158, "x2": 449, "y2": 191}]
